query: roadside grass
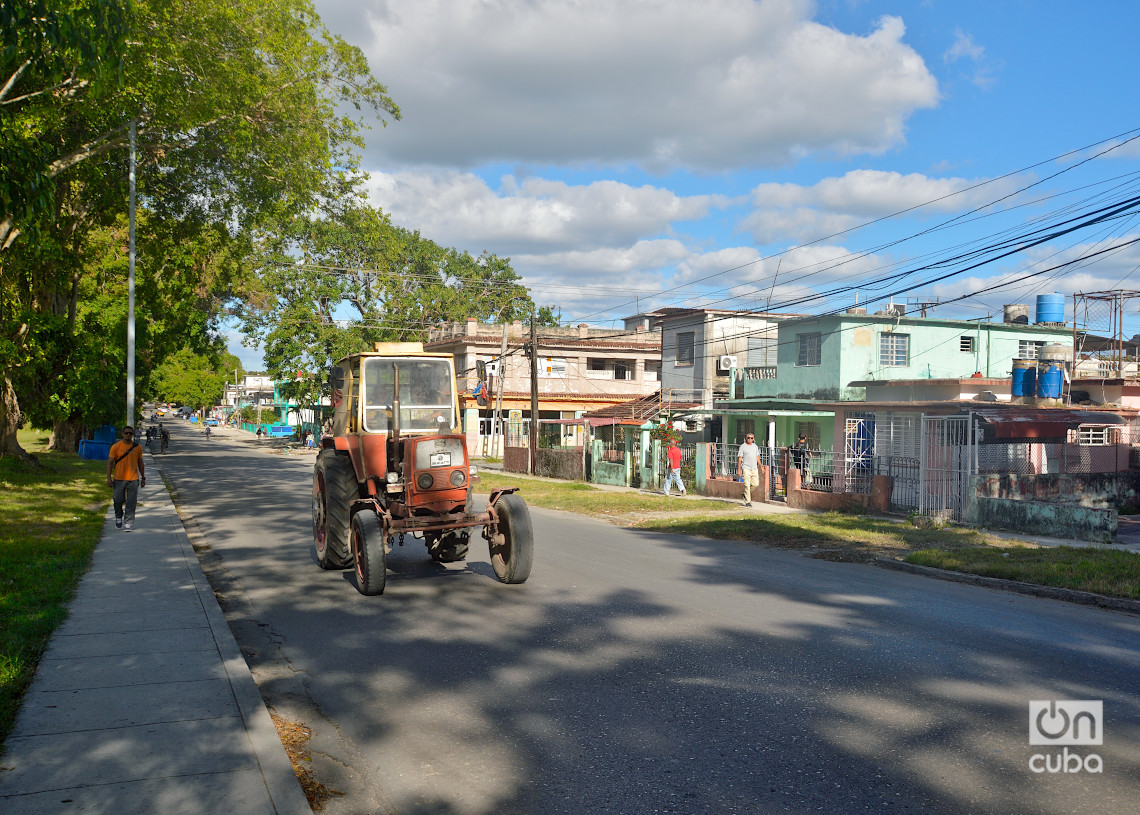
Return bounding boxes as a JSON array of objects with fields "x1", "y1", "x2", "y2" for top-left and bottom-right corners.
[
  {"x1": 0, "y1": 430, "x2": 109, "y2": 747},
  {"x1": 476, "y1": 471, "x2": 734, "y2": 516},
  {"x1": 477, "y1": 470, "x2": 1140, "y2": 599},
  {"x1": 906, "y1": 546, "x2": 1140, "y2": 600}
]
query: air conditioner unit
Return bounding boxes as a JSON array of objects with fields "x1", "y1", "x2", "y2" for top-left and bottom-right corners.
[{"x1": 719, "y1": 355, "x2": 738, "y2": 370}]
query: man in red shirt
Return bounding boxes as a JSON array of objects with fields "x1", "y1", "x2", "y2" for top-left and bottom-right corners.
[
  {"x1": 106, "y1": 426, "x2": 146, "y2": 531},
  {"x1": 663, "y1": 439, "x2": 686, "y2": 496}
]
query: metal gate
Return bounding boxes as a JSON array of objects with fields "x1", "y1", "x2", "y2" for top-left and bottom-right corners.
[
  {"x1": 919, "y1": 415, "x2": 976, "y2": 520},
  {"x1": 629, "y1": 439, "x2": 642, "y2": 488},
  {"x1": 877, "y1": 456, "x2": 921, "y2": 512},
  {"x1": 844, "y1": 416, "x2": 875, "y2": 495}
]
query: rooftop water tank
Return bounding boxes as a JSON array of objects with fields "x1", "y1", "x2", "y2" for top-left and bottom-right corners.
[
  {"x1": 1035, "y1": 293, "x2": 1065, "y2": 324},
  {"x1": 1003, "y1": 304, "x2": 1029, "y2": 324}
]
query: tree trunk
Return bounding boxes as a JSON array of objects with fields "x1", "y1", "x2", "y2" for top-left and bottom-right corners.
[
  {"x1": 49, "y1": 419, "x2": 84, "y2": 453},
  {"x1": 0, "y1": 374, "x2": 31, "y2": 460}
]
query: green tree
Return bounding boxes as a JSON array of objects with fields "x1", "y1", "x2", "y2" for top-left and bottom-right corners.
[
  {"x1": 241, "y1": 203, "x2": 537, "y2": 404},
  {"x1": 0, "y1": 0, "x2": 399, "y2": 458},
  {"x1": 151, "y1": 347, "x2": 242, "y2": 410}
]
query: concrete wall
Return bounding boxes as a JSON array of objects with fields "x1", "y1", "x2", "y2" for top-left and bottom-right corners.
[
  {"x1": 784, "y1": 470, "x2": 891, "y2": 513},
  {"x1": 973, "y1": 472, "x2": 1140, "y2": 508},
  {"x1": 503, "y1": 446, "x2": 529, "y2": 474},
  {"x1": 536, "y1": 448, "x2": 584, "y2": 481},
  {"x1": 592, "y1": 460, "x2": 627, "y2": 486},
  {"x1": 967, "y1": 495, "x2": 1117, "y2": 543}
]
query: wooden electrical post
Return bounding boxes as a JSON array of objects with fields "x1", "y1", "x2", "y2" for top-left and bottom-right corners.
[{"x1": 529, "y1": 309, "x2": 539, "y2": 476}]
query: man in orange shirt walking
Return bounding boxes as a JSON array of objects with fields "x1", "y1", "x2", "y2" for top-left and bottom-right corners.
[{"x1": 106, "y1": 426, "x2": 146, "y2": 531}]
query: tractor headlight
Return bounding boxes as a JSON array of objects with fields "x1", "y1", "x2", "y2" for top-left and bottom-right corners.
[
  {"x1": 468, "y1": 464, "x2": 478, "y2": 476},
  {"x1": 416, "y1": 472, "x2": 434, "y2": 490},
  {"x1": 450, "y1": 469, "x2": 466, "y2": 487},
  {"x1": 386, "y1": 472, "x2": 399, "y2": 484}
]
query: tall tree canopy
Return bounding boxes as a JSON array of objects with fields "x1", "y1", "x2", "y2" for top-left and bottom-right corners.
[
  {"x1": 241, "y1": 202, "x2": 539, "y2": 403},
  {"x1": 0, "y1": 0, "x2": 399, "y2": 457}
]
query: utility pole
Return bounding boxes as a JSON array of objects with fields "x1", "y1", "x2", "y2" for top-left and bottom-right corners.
[
  {"x1": 126, "y1": 120, "x2": 136, "y2": 426},
  {"x1": 490, "y1": 323, "x2": 508, "y2": 457},
  {"x1": 529, "y1": 308, "x2": 539, "y2": 475}
]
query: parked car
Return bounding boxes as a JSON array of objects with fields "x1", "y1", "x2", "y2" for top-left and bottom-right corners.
[{"x1": 205, "y1": 418, "x2": 219, "y2": 426}]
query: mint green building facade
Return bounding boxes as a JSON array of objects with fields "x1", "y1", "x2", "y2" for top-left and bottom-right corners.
[{"x1": 720, "y1": 313, "x2": 1072, "y2": 450}]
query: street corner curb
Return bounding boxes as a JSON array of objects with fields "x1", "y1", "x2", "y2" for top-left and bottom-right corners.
[
  {"x1": 155, "y1": 475, "x2": 312, "y2": 815},
  {"x1": 874, "y1": 557, "x2": 1140, "y2": 615}
]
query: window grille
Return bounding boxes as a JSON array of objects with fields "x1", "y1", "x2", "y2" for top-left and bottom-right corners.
[
  {"x1": 1018, "y1": 340, "x2": 1045, "y2": 359},
  {"x1": 677, "y1": 332, "x2": 695, "y2": 366},
  {"x1": 880, "y1": 333, "x2": 910, "y2": 367},
  {"x1": 960, "y1": 336, "x2": 975, "y2": 353},
  {"x1": 797, "y1": 332, "x2": 821, "y2": 366}
]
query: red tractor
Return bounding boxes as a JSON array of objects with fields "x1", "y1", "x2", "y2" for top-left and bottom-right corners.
[{"x1": 312, "y1": 342, "x2": 533, "y2": 595}]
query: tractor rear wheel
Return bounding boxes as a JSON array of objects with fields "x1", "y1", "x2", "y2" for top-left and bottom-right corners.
[
  {"x1": 352, "y1": 511, "x2": 387, "y2": 595},
  {"x1": 313, "y1": 450, "x2": 355, "y2": 569},
  {"x1": 490, "y1": 494, "x2": 533, "y2": 584}
]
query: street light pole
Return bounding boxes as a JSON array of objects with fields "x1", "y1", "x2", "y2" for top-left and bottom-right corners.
[{"x1": 126, "y1": 120, "x2": 136, "y2": 426}]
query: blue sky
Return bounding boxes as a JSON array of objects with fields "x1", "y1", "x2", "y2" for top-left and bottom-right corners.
[{"x1": 231, "y1": 0, "x2": 1140, "y2": 367}]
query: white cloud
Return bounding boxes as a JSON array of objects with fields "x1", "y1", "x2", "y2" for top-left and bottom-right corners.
[
  {"x1": 364, "y1": 171, "x2": 725, "y2": 253},
  {"x1": 742, "y1": 169, "x2": 1008, "y2": 243},
  {"x1": 943, "y1": 29, "x2": 984, "y2": 64},
  {"x1": 320, "y1": 0, "x2": 939, "y2": 171},
  {"x1": 942, "y1": 28, "x2": 996, "y2": 90}
]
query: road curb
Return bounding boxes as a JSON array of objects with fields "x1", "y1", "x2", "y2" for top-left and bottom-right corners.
[
  {"x1": 875, "y1": 557, "x2": 1140, "y2": 615},
  {"x1": 154, "y1": 462, "x2": 312, "y2": 815}
]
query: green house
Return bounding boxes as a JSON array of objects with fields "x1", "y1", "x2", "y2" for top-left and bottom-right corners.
[{"x1": 719, "y1": 310, "x2": 1072, "y2": 450}]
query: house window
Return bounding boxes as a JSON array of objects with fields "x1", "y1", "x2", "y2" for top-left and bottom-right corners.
[
  {"x1": 960, "y1": 336, "x2": 975, "y2": 353},
  {"x1": 676, "y1": 332, "x2": 695, "y2": 366},
  {"x1": 588, "y1": 358, "x2": 606, "y2": 371},
  {"x1": 1077, "y1": 425, "x2": 1117, "y2": 446},
  {"x1": 613, "y1": 362, "x2": 631, "y2": 380},
  {"x1": 1019, "y1": 340, "x2": 1045, "y2": 359},
  {"x1": 880, "y1": 333, "x2": 910, "y2": 367},
  {"x1": 736, "y1": 419, "x2": 755, "y2": 442},
  {"x1": 796, "y1": 332, "x2": 821, "y2": 367}
]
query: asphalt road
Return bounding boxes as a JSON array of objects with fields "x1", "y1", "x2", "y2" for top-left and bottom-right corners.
[{"x1": 153, "y1": 421, "x2": 1140, "y2": 815}]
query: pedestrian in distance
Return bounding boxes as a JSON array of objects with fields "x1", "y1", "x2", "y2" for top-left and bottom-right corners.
[
  {"x1": 256, "y1": 426, "x2": 263, "y2": 440},
  {"x1": 737, "y1": 432, "x2": 760, "y2": 507},
  {"x1": 106, "y1": 426, "x2": 145, "y2": 531},
  {"x1": 159, "y1": 424, "x2": 169, "y2": 454},
  {"x1": 663, "y1": 438, "x2": 686, "y2": 496},
  {"x1": 794, "y1": 432, "x2": 812, "y2": 485}
]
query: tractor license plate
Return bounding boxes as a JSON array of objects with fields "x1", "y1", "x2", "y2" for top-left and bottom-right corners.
[{"x1": 429, "y1": 452, "x2": 451, "y2": 468}]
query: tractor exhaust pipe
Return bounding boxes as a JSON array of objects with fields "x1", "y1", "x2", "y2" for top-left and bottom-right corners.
[{"x1": 391, "y1": 363, "x2": 402, "y2": 469}]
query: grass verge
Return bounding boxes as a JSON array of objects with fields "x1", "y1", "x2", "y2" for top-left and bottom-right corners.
[
  {"x1": 905, "y1": 546, "x2": 1140, "y2": 600},
  {"x1": 477, "y1": 470, "x2": 732, "y2": 516},
  {"x1": 0, "y1": 430, "x2": 110, "y2": 747},
  {"x1": 478, "y1": 470, "x2": 1140, "y2": 599}
]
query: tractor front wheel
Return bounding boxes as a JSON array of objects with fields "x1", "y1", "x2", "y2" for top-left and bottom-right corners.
[
  {"x1": 489, "y1": 494, "x2": 533, "y2": 584},
  {"x1": 352, "y1": 511, "x2": 387, "y2": 596}
]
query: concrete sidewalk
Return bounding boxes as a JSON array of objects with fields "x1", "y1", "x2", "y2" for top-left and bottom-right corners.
[{"x1": 0, "y1": 453, "x2": 309, "y2": 815}]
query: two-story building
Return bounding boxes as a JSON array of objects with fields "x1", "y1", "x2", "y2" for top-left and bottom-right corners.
[
  {"x1": 718, "y1": 307, "x2": 1074, "y2": 454},
  {"x1": 658, "y1": 308, "x2": 795, "y2": 440},
  {"x1": 425, "y1": 317, "x2": 662, "y2": 454}
]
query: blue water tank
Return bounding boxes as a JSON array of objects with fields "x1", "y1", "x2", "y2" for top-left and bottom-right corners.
[
  {"x1": 1035, "y1": 293, "x2": 1065, "y2": 324},
  {"x1": 1037, "y1": 360, "x2": 1064, "y2": 398},
  {"x1": 1011, "y1": 360, "x2": 1037, "y2": 397}
]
